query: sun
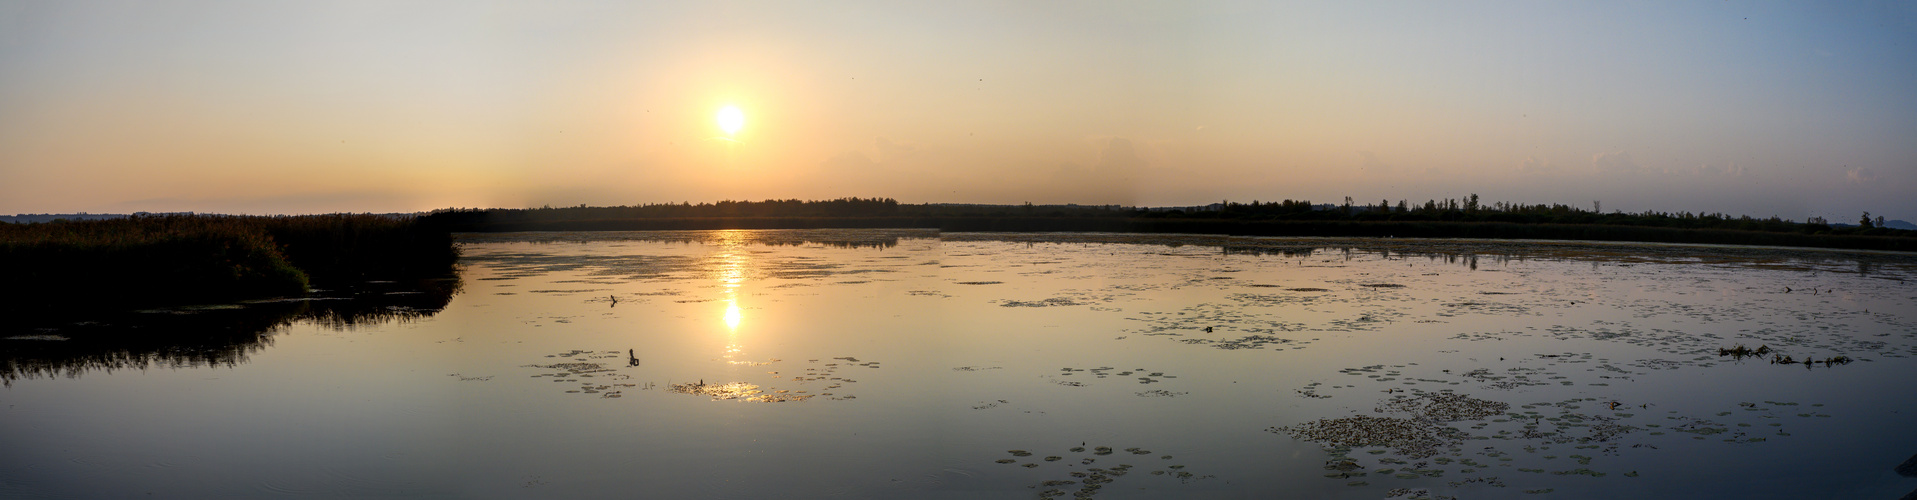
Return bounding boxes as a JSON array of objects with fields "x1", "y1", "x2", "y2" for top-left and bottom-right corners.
[{"x1": 716, "y1": 105, "x2": 745, "y2": 136}]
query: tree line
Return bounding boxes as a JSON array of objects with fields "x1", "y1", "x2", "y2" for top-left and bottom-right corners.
[{"x1": 420, "y1": 195, "x2": 1909, "y2": 239}]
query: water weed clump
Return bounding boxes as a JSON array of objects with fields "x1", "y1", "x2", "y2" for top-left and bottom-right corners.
[
  {"x1": 1716, "y1": 344, "x2": 1852, "y2": 368},
  {"x1": 1271, "y1": 415, "x2": 1461, "y2": 458},
  {"x1": 1769, "y1": 354, "x2": 1852, "y2": 368},
  {"x1": 1377, "y1": 392, "x2": 1512, "y2": 422},
  {"x1": 667, "y1": 380, "x2": 805, "y2": 402},
  {"x1": 990, "y1": 444, "x2": 1212, "y2": 498},
  {"x1": 1717, "y1": 344, "x2": 1771, "y2": 360},
  {"x1": 518, "y1": 349, "x2": 870, "y2": 402},
  {"x1": 525, "y1": 351, "x2": 643, "y2": 398},
  {"x1": 1056, "y1": 365, "x2": 1180, "y2": 384}
]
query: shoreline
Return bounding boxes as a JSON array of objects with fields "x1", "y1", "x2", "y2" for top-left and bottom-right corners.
[{"x1": 432, "y1": 216, "x2": 1917, "y2": 253}]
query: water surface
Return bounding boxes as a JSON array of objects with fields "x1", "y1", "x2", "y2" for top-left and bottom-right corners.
[{"x1": 5, "y1": 229, "x2": 1916, "y2": 499}]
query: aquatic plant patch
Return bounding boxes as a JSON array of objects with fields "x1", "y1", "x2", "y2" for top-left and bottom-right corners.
[{"x1": 988, "y1": 444, "x2": 1213, "y2": 498}]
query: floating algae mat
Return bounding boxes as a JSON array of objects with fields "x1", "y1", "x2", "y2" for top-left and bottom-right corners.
[
  {"x1": 1054, "y1": 365, "x2": 1179, "y2": 384},
  {"x1": 523, "y1": 350, "x2": 639, "y2": 398},
  {"x1": 1271, "y1": 387, "x2": 1837, "y2": 493},
  {"x1": 662, "y1": 356, "x2": 880, "y2": 402},
  {"x1": 988, "y1": 444, "x2": 1214, "y2": 498},
  {"x1": 665, "y1": 380, "x2": 804, "y2": 402},
  {"x1": 519, "y1": 348, "x2": 882, "y2": 402},
  {"x1": 7, "y1": 230, "x2": 1917, "y2": 499}
]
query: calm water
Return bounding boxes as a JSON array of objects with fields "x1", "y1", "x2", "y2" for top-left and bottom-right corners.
[{"x1": 5, "y1": 230, "x2": 1917, "y2": 499}]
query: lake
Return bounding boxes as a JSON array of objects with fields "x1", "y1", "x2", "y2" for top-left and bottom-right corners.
[{"x1": 5, "y1": 229, "x2": 1916, "y2": 499}]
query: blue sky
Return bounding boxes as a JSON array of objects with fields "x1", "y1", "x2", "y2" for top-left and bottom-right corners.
[{"x1": 2, "y1": 1, "x2": 1912, "y2": 221}]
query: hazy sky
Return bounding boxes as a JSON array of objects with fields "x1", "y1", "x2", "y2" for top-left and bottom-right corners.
[{"x1": 3, "y1": 1, "x2": 1914, "y2": 221}]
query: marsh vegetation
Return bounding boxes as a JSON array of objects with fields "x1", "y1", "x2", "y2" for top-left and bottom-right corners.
[{"x1": 0, "y1": 214, "x2": 459, "y2": 319}]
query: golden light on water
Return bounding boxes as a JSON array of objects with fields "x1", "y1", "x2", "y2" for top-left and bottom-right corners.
[
  {"x1": 715, "y1": 232, "x2": 747, "y2": 359},
  {"x1": 717, "y1": 235, "x2": 746, "y2": 332},
  {"x1": 724, "y1": 301, "x2": 742, "y2": 330}
]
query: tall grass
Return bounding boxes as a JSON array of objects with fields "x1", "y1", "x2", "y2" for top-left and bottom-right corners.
[{"x1": 0, "y1": 214, "x2": 458, "y2": 315}]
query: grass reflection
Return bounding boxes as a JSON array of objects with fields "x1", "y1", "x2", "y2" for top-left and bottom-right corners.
[{"x1": 1, "y1": 277, "x2": 460, "y2": 387}]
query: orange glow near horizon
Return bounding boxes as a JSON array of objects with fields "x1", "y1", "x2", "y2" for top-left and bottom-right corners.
[{"x1": 2, "y1": 3, "x2": 1908, "y2": 221}]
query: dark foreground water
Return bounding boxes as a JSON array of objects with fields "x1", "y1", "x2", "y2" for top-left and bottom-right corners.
[{"x1": 4, "y1": 230, "x2": 1916, "y2": 499}]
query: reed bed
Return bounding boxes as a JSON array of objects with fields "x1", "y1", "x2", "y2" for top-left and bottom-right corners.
[{"x1": 0, "y1": 214, "x2": 457, "y2": 315}]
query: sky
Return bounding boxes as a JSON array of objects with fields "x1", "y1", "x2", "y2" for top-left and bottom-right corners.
[{"x1": 2, "y1": 1, "x2": 1914, "y2": 222}]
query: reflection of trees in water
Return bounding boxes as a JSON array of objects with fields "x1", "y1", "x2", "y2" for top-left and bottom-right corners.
[
  {"x1": 457, "y1": 229, "x2": 933, "y2": 250},
  {"x1": 489, "y1": 229, "x2": 1911, "y2": 277},
  {"x1": 2, "y1": 306, "x2": 289, "y2": 387},
  {"x1": 298, "y1": 277, "x2": 462, "y2": 330},
  {"x1": 945, "y1": 232, "x2": 1917, "y2": 275},
  {"x1": 1220, "y1": 246, "x2": 1317, "y2": 258},
  {"x1": 1, "y1": 277, "x2": 460, "y2": 387},
  {"x1": 1365, "y1": 242, "x2": 1915, "y2": 275},
  {"x1": 757, "y1": 239, "x2": 898, "y2": 250}
]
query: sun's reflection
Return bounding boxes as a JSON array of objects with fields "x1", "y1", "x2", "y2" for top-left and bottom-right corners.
[
  {"x1": 724, "y1": 301, "x2": 742, "y2": 330},
  {"x1": 719, "y1": 256, "x2": 746, "y2": 289},
  {"x1": 718, "y1": 241, "x2": 746, "y2": 333},
  {"x1": 715, "y1": 231, "x2": 750, "y2": 362}
]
